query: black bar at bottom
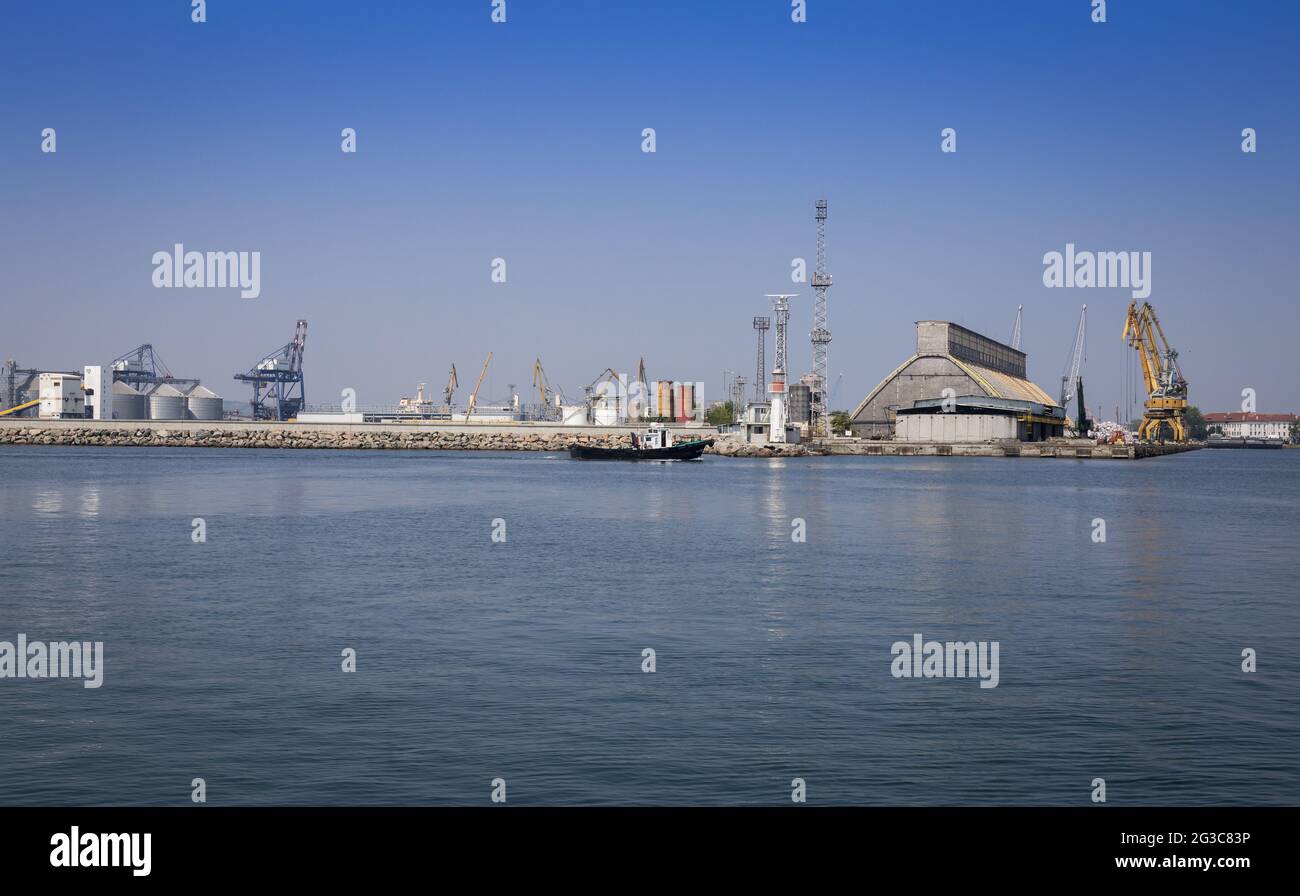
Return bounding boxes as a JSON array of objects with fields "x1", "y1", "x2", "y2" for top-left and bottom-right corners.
[{"x1": 2, "y1": 807, "x2": 1285, "y2": 882}]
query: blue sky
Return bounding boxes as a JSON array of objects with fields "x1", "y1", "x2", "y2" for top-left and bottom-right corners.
[{"x1": 2, "y1": 0, "x2": 1297, "y2": 417}]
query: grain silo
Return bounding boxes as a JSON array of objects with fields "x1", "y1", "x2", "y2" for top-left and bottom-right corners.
[
  {"x1": 656, "y1": 381, "x2": 674, "y2": 420},
  {"x1": 674, "y1": 382, "x2": 695, "y2": 423},
  {"x1": 148, "y1": 383, "x2": 188, "y2": 420},
  {"x1": 186, "y1": 385, "x2": 224, "y2": 420},
  {"x1": 111, "y1": 381, "x2": 147, "y2": 420}
]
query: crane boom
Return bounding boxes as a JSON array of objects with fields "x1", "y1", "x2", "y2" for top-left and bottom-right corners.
[
  {"x1": 1011, "y1": 304, "x2": 1023, "y2": 350},
  {"x1": 1123, "y1": 301, "x2": 1188, "y2": 441},
  {"x1": 444, "y1": 364, "x2": 458, "y2": 410},
  {"x1": 464, "y1": 353, "x2": 492, "y2": 423},
  {"x1": 532, "y1": 358, "x2": 551, "y2": 408},
  {"x1": 1060, "y1": 304, "x2": 1086, "y2": 411}
]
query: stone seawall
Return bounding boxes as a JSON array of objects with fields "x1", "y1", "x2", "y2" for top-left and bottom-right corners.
[
  {"x1": 0, "y1": 423, "x2": 815, "y2": 456},
  {"x1": 0, "y1": 424, "x2": 1195, "y2": 459},
  {"x1": 0, "y1": 425, "x2": 624, "y2": 452}
]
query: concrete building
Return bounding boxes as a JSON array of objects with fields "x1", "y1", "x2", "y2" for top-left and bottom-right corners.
[
  {"x1": 83, "y1": 365, "x2": 112, "y2": 420},
  {"x1": 896, "y1": 396, "x2": 1065, "y2": 443},
  {"x1": 787, "y1": 381, "x2": 811, "y2": 429},
  {"x1": 1204, "y1": 412, "x2": 1297, "y2": 440},
  {"x1": 851, "y1": 320, "x2": 1060, "y2": 440},
  {"x1": 38, "y1": 373, "x2": 85, "y2": 419}
]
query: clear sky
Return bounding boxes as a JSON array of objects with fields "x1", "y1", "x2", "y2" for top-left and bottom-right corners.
[{"x1": 2, "y1": 0, "x2": 1296, "y2": 418}]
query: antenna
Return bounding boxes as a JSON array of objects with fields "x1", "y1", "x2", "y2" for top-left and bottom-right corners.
[
  {"x1": 809, "y1": 199, "x2": 832, "y2": 436},
  {"x1": 752, "y1": 316, "x2": 770, "y2": 403}
]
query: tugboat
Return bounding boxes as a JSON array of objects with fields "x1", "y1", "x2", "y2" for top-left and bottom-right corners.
[{"x1": 569, "y1": 423, "x2": 713, "y2": 461}]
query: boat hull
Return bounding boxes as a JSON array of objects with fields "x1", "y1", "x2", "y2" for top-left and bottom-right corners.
[{"x1": 568, "y1": 438, "x2": 714, "y2": 461}]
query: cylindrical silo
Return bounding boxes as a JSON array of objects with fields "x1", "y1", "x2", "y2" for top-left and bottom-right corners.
[
  {"x1": 186, "y1": 385, "x2": 224, "y2": 420},
  {"x1": 148, "y1": 383, "x2": 188, "y2": 420},
  {"x1": 111, "y1": 382, "x2": 147, "y2": 420},
  {"x1": 675, "y1": 382, "x2": 694, "y2": 423},
  {"x1": 657, "y1": 381, "x2": 674, "y2": 421}
]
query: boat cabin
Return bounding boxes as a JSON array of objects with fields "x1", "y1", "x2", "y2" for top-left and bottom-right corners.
[{"x1": 635, "y1": 423, "x2": 672, "y2": 450}]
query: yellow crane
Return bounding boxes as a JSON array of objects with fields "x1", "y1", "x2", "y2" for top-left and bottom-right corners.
[
  {"x1": 532, "y1": 358, "x2": 553, "y2": 409},
  {"x1": 463, "y1": 352, "x2": 492, "y2": 423},
  {"x1": 1122, "y1": 300, "x2": 1189, "y2": 442}
]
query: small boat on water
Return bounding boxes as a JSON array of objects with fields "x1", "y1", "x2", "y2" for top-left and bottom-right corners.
[{"x1": 569, "y1": 423, "x2": 713, "y2": 461}]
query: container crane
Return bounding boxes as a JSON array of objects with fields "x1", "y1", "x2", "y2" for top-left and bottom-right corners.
[
  {"x1": 1123, "y1": 301, "x2": 1188, "y2": 442},
  {"x1": 109, "y1": 344, "x2": 198, "y2": 390},
  {"x1": 234, "y1": 320, "x2": 307, "y2": 420}
]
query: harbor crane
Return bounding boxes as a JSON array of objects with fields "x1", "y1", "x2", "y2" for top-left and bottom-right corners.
[
  {"x1": 444, "y1": 364, "x2": 458, "y2": 411},
  {"x1": 532, "y1": 358, "x2": 556, "y2": 410},
  {"x1": 1123, "y1": 300, "x2": 1189, "y2": 442},
  {"x1": 632, "y1": 357, "x2": 649, "y2": 421},
  {"x1": 234, "y1": 320, "x2": 307, "y2": 421},
  {"x1": 463, "y1": 352, "x2": 492, "y2": 422},
  {"x1": 1060, "y1": 305, "x2": 1087, "y2": 430},
  {"x1": 109, "y1": 344, "x2": 198, "y2": 390},
  {"x1": 585, "y1": 368, "x2": 622, "y2": 419}
]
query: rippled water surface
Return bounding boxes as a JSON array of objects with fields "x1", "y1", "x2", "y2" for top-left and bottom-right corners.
[{"x1": 1, "y1": 445, "x2": 1297, "y2": 805}]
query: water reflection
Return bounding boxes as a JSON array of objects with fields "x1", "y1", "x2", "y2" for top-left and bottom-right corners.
[
  {"x1": 79, "y1": 484, "x2": 101, "y2": 518},
  {"x1": 32, "y1": 490, "x2": 64, "y2": 514}
]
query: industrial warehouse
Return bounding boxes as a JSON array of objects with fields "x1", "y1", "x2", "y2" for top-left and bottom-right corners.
[{"x1": 850, "y1": 320, "x2": 1064, "y2": 442}]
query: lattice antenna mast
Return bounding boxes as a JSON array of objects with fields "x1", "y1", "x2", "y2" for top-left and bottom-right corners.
[
  {"x1": 752, "y1": 316, "x2": 770, "y2": 403},
  {"x1": 732, "y1": 377, "x2": 747, "y2": 424},
  {"x1": 810, "y1": 199, "x2": 832, "y2": 436}
]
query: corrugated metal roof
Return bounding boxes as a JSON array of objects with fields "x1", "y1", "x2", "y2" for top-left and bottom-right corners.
[{"x1": 951, "y1": 358, "x2": 1058, "y2": 407}]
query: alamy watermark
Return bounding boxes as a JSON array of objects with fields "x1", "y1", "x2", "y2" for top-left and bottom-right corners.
[
  {"x1": 1042, "y1": 243, "x2": 1150, "y2": 299},
  {"x1": 152, "y1": 244, "x2": 261, "y2": 299},
  {"x1": 1, "y1": 634, "x2": 104, "y2": 688},
  {"x1": 890, "y1": 633, "x2": 999, "y2": 688}
]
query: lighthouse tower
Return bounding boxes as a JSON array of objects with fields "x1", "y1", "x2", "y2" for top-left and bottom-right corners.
[{"x1": 766, "y1": 294, "x2": 795, "y2": 443}]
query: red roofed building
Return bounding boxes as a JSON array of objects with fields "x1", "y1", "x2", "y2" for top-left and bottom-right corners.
[{"x1": 1203, "y1": 412, "x2": 1297, "y2": 440}]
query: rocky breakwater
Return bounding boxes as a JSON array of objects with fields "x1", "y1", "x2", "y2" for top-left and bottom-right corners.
[
  {"x1": 704, "y1": 437, "x2": 818, "y2": 457},
  {"x1": 0, "y1": 425, "x2": 827, "y2": 457},
  {"x1": 0, "y1": 425, "x2": 634, "y2": 452}
]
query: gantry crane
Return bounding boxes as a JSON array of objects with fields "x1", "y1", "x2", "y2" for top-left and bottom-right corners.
[
  {"x1": 110, "y1": 344, "x2": 198, "y2": 390},
  {"x1": 1123, "y1": 301, "x2": 1188, "y2": 442},
  {"x1": 233, "y1": 320, "x2": 307, "y2": 420}
]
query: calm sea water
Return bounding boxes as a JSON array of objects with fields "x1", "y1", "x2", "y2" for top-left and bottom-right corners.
[{"x1": 1, "y1": 445, "x2": 1297, "y2": 806}]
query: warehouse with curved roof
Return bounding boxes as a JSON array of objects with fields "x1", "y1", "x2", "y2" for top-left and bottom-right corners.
[{"x1": 850, "y1": 320, "x2": 1063, "y2": 441}]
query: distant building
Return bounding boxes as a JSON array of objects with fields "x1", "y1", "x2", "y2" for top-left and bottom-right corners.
[
  {"x1": 850, "y1": 320, "x2": 1062, "y2": 441},
  {"x1": 1204, "y1": 412, "x2": 1296, "y2": 440}
]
